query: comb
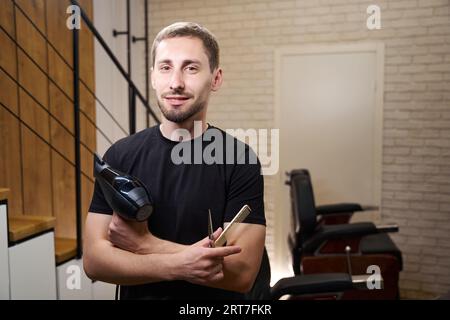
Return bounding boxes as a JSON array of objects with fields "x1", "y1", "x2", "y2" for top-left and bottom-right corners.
[{"x1": 214, "y1": 205, "x2": 251, "y2": 247}]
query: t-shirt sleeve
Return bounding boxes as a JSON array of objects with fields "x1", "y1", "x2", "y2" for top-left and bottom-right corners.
[
  {"x1": 88, "y1": 145, "x2": 118, "y2": 215},
  {"x1": 224, "y1": 146, "x2": 266, "y2": 226}
]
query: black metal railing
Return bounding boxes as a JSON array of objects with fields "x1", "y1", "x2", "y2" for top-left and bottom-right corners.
[
  {"x1": 132, "y1": 0, "x2": 150, "y2": 128},
  {"x1": 71, "y1": 0, "x2": 160, "y2": 258},
  {"x1": 2, "y1": 1, "x2": 123, "y2": 151},
  {"x1": 72, "y1": 27, "x2": 82, "y2": 258},
  {"x1": 0, "y1": 0, "x2": 157, "y2": 260},
  {"x1": 71, "y1": 0, "x2": 159, "y2": 128}
]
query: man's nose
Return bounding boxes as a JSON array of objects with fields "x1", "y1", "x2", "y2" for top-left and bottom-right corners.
[{"x1": 170, "y1": 70, "x2": 185, "y2": 91}]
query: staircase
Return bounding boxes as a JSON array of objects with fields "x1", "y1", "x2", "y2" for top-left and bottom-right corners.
[{"x1": 0, "y1": 188, "x2": 115, "y2": 300}]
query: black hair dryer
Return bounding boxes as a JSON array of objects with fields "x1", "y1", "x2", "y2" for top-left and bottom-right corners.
[{"x1": 93, "y1": 153, "x2": 153, "y2": 222}]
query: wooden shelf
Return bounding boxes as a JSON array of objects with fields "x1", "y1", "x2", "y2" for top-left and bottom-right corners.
[
  {"x1": 8, "y1": 215, "x2": 56, "y2": 243},
  {"x1": 0, "y1": 188, "x2": 9, "y2": 201},
  {"x1": 55, "y1": 237, "x2": 77, "y2": 264}
]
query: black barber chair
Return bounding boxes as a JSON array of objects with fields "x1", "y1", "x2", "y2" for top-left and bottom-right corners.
[
  {"x1": 285, "y1": 169, "x2": 402, "y2": 299},
  {"x1": 293, "y1": 169, "x2": 379, "y2": 225},
  {"x1": 246, "y1": 248, "x2": 382, "y2": 300}
]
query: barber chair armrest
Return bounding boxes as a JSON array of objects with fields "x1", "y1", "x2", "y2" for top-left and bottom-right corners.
[
  {"x1": 303, "y1": 222, "x2": 378, "y2": 253},
  {"x1": 270, "y1": 273, "x2": 385, "y2": 299},
  {"x1": 316, "y1": 203, "x2": 379, "y2": 216},
  {"x1": 271, "y1": 273, "x2": 353, "y2": 300},
  {"x1": 376, "y1": 224, "x2": 399, "y2": 233},
  {"x1": 319, "y1": 222, "x2": 380, "y2": 238}
]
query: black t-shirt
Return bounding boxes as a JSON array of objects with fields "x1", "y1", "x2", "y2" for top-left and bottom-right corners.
[{"x1": 89, "y1": 124, "x2": 265, "y2": 300}]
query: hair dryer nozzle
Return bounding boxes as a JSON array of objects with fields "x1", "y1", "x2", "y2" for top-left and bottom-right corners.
[{"x1": 93, "y1": 153, "x2": 153, "y2": 221}]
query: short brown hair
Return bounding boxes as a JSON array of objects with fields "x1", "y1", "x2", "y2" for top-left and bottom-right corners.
[{"x1": 151, "y1": 22, "x2": 219, "y2": 73}]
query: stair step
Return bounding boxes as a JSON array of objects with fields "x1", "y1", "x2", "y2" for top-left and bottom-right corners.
[
  {"x1": 0, "y1": 188, "x2": 9, "y2": 201},
  {"x1": 55, "y1": 237, "x2": 77, "y2": 265},
  {"x1": 8, "y1": 215, "x2": 56, "y2": 243}
]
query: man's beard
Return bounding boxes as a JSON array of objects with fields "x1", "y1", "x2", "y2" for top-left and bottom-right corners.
[{"x1": 157, "y1": 97, "x2": 206, "y2": 123}]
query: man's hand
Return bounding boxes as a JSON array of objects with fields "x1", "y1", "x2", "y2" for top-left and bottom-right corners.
[
  {"x1": 172, "y1": 228, "x2": 241, "y2": 285},
  {"x1": 108, "y1": 213, "x2": 153, "y2": 254}
]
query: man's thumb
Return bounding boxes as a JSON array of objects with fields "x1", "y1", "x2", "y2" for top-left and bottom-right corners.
[
  {"x1": 199, "y1": 227, "x2": 223, "y2": 247},
  {"x1": 212, "y1": 227, "x2": 223, "y2": 240}
]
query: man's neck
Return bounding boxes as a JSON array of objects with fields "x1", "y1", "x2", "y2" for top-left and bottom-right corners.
[{"x1": 160, "y1": 119, "x2": 209, "y2": 141}]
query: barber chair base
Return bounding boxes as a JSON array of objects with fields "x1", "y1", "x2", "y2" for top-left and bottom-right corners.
[{"x1": 301, "y1": 254, "x2": 400, "y2": 300}]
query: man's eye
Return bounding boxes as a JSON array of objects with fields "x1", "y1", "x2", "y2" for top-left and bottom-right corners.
[
  {"x1": 186, "y1": 66, "x2": 198, "y2": 72},
  {"x1": 159, "y1": 65, "x2": 170, "y2": 71}
]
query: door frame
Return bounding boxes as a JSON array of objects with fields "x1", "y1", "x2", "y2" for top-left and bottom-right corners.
[{"x1": 273, "y1": 42, "x2": 385, "y2": 279}]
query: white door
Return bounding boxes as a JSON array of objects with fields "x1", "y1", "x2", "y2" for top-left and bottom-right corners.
[{"x1": 273, "y1": 43, "x2": 384, "y2": 279}]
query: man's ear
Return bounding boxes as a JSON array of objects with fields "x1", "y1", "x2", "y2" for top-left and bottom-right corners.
[{"x1": 211, "y1": 68, "x2": 223, "y2": 92}]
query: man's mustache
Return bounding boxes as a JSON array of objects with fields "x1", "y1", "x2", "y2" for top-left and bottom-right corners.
[{"x1": 161, "y1": 91, "x2": 194, "y2": 99}]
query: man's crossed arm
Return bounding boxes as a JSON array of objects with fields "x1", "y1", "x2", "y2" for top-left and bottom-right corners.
[{"x1": 83, "y1": 212, "x2": 265, "y2": 293}]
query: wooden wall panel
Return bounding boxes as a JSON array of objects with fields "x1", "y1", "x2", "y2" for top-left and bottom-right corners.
[
  {"x1": 0, "y1": 28, "x2": 17, "y2": 79},
  {"x1": 79, "y1": 75, "x2": 96, "y2": 182},
  {"x1": 0, "y1": 0, "x2": 96, "y2": 244},
  {"x1": 48, "y1": 46, "x2": 73, "y2": 100},
  {"x1": 80, "y1": 113, "x2": 96, "y2": 150},
  {"x1": 81, "y1": 175, "x2": 94, "y2": 237},
  {"x1": 78, "y1": 0, "x2": 95, "y2": 92},
  {"x1": 50, "y1": 117, "x2": 74, "y2": 163},
  {"x1": 14, "y1": 0, "x2": 46, "y2": 35},
  {"x1": 77, "y1": 0, "x2": 96, "y2": 203},
  {"x1": 0, "y1": 68, "x2": 18, "y2": 115},
  {"x1": 52, "y1": 150, "x2": 76, "y2": 239},
  {"x1": 21, "y1": 125, "x2": 52, "y2": 216},
  {"x1": 80, "y1": 112, "x2": 95, "y2": 177},
  {"x1": 80, "y1": 143, "x2": 93, "y2": 180},
  {"x1": 17, "y1": 49, "x2": 48, "y2": 109},
  {"x1": 46, "y1": 0, "x2": 72, "y2": 67},
  {"x1": 49, "y1": 82, "x2": 73, "y2": 133},
  {"x1": 80, "y1": 82, "x2": 95, "y2": 122},
  {"x1": 19, "y1": 88, "x2": 49, "y2": 141},
  {"x1": 0, "y1": 0, "x2": 15, "y2": 39},
  {"x1": 16, "y1": 7, "x2": 47, "y2": 70},
  {"x1": 0, "y1": 105, "x2": 23, "y2": 216},
  {"x1": 78, "y1": 0, "x2": 96, "y2": 246}
]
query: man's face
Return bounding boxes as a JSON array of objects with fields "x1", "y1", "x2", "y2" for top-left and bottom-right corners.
[{"x1": 151, "y1": 36, "x2": 222, "y2": 123}]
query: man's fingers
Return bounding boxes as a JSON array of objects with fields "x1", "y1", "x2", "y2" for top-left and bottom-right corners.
[
  {"x1": 198, "y1": 227, "x2": 224, "y2": 248},
  {"x1": 112, "y1": 212, "x2": 120, "y2": 222},
  {"x1": 212, "y1": 227, "x2": 223, "y2": 240},
  {"x1": 111, "y1": 213, "x2": 124, "y2": 229},
  {"x1": 207, "y1": 245, "x2": 241, "y2": 258},
  {"x1": 199, "y1": 237, "x2": 212, "y2": 248},
  {"x1": 209, "y1": 271, "x2": 224, "y2": 282},
  {"x1": 211, "y1": 263, "x2": 222, "y2": 275}
]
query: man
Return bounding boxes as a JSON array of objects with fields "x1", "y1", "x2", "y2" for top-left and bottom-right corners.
[{"x1": 84, "y1": 22, "x2": 266, "y2": 300}]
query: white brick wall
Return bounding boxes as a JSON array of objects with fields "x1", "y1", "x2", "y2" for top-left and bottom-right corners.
[{"x1": 148, "y1": 0, "x2": 450, "y2": 299}]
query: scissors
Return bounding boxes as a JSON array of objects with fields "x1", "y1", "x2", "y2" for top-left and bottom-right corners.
[{"x1": 208, "y1": 209, "x2": 214, "y2": 248}]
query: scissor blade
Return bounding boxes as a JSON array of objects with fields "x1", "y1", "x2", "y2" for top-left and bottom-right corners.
[{"x1": 208, "y1": 209, "x2": 214, "y2": 247}]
